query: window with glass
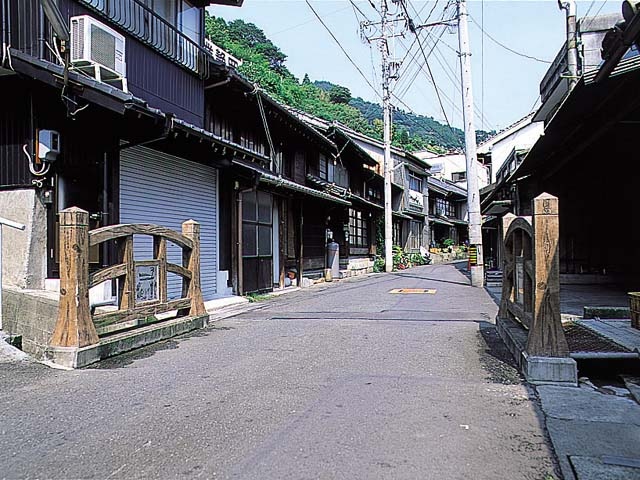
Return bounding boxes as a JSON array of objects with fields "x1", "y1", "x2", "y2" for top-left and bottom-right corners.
[
  {"x1": 349, "y1": 208, "x2": 369, "y2": 248},
  {"x1": 408, "y1": 220, "x2": 423, "y2": 251},
  {"x1": 451, "y1": 171, "x2": 466, "y2": 182},
  {"x1": 408, "y1": 172, "x2": 423, "y2": 192},
  {"x1": 367, "y1": 185, "x2": 382, "y2": 203},
  {"x1": 393, "y1": 221, "x2": 402, "y2": 247},
  {"x1": 317, "y1": 154, "x2": 334, "y2": 182},
  {"x1": 433, "y1": 197, "x2": 456, "y2": 217},
  {"x1": 242, "y1": 191, "x2": 273, "y2": 258}
]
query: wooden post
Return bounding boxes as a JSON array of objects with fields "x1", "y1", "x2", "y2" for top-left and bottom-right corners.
[
  {"x1": 526, "y1": 193, "x2": 569, "y2": 357},
  {"x1": 154, "y1": 236, "x2": 167, "y2": 304},
  {"x1": 50, "y1": 207, "x2": 99, "y2": 348},
  {"x1": 498, "y1": 214, "x2": 517, "y2": 320},
  {"x1": 118, "y1": 236, "x2": 135, "y2": 310},
  {"x1": 181, "y1": 220, "x2": 206, "y2": 316}
]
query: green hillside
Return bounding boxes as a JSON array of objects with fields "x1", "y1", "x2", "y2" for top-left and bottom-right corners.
[{"x1": 205, "y1": 14, "x2": 488, "y2": 152}]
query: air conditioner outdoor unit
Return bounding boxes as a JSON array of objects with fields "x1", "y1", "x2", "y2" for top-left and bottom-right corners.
[{"x1": 70, "y1": 15, "x2": 127, "y2": 91}]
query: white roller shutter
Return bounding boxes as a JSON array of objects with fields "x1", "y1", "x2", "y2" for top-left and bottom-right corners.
[{"x1": 120, "y1": 146, "x2": 217, "y2": 300}]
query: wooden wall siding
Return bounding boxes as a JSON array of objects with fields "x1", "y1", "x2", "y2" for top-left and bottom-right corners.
[
  {"x1": 127, "y1": 39, "x2": 205, "y2": 127},
  {"x1": 7, "y1": 0, "x2": 205, "y2": 128},
  {"x1": 0, "y1": 80, "x2": 32, "y2": 187},
  {"x1": 4, "y1": 0, "x2": 40, "y2": 57}
]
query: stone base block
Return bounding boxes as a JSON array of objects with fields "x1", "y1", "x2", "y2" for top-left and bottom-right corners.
[
  {"x1": 522, "y1": 353, "x2": 577, "y2": 386},
  {"x1": 44, "y1": 313, "x2": 210, "y2": 369},
  {"x1": 496, "y1": 315, "x2": 577, "y2": 387}
]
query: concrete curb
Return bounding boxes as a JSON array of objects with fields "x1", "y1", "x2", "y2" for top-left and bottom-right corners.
[
  {"x1": 0, "y1": 332, "x2": 31, "y2": 363},
  {"x1": 496, "y1": 315, "x2": 577, "y2": 386}
]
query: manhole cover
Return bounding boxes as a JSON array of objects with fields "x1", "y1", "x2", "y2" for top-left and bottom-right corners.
[{"x1": 389, "y1": 288, "x2": 437, "y2": 294}]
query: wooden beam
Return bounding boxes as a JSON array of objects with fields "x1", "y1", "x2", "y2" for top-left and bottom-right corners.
[
  {"x1": 89, "y1": 224, "x2": 193, "y2": 250},
  {"x1": 507, "y1": 300, "x2": 533, "y2": 329},
  {"x1": 89, "y1": 263, "x2": 127, "y2": 289},
  {"x1": 50, "y1": 208, "x2": 99, "y2": 348},
  {"x1": 118, "y1": 236, "x2": 135, "y2": 311},
  {"x1": 526, "y1": 193, "x2": 570, "y2": 357},
  {"x1": 181, "y1": 220, "x2": 206, "y2": 316},
  {"x1": 154, "y1": 236, "x2": 168, "y2": 304}
]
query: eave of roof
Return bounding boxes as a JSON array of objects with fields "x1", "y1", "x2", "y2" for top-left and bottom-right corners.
[
  {"x1": 9, "y1": 50, "x2": 274, "y2": 166},
  {"x1": 234, "y1": 160, "x2": 352, "y2": 206},
  {"x1": 515, "y1": 64, "x2": 640, "y2": 180},
  {"x1": 225, "y1": 71, "x2": 338, "y2": 155}
]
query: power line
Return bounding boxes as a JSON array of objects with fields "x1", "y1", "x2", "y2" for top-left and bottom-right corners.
[
  {"x1": 581, "y1": 1, "x2": 612, "y2": 31},
  {"x1": 305, "y1": 0, "x2": 381, "y2": 100},
  {"x1": 270, "y1": 5, "x2": 352, "y2": 36},
  {"x1": 400, "y1": 0, "x2": 462, "y2": 147},
  {"x1": 582, "y1": 0, "x2": 598, "y2": 20},
  {"x1": 391, "y1": 92, "x2": 463, "y2": 149},
  {"x1": 350, "y1": 0, "x2": 376, "y2": 22},
  {"x1": 468, "y1": 13, "x2": 552, "y2": 64},
  {"x1": 417, "y1": 37, "x2": 463, "y2": 147}
]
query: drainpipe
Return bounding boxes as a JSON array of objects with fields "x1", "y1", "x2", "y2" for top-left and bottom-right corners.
[
  {"x1": 558, "y1": 0, "x2": 579, "y2": 89},
  {"x1": 39, "y1": 3, "x2": 45, "y2": 60}
]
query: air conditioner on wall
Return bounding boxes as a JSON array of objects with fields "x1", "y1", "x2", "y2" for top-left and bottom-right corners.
[{"x1": 70, "y1": 15, "x2": 127, "y2": 91}]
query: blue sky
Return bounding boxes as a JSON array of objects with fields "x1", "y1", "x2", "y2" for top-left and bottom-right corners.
[{"x1": 209, "y1": 1, "x2": 621, "y2": 131}]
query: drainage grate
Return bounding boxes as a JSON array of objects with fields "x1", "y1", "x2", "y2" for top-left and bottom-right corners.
[
  {"x1": 564, "y1": 322, "x2": 630, "y2": 354},
  {"x1": 389, "y1": 288, "x2": 437, "y2": 294}
]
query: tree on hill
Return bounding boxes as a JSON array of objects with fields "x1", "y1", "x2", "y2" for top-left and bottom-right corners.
[{"x1": 204, "y1": 13, "x2": 474, "y2": 153}]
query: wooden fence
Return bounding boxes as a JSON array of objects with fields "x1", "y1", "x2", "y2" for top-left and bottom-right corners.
[
  {"x1": 498, "y1": 193, "x2": 569, "y2": 357},
  {"x1": 50, "y1": 207, "x2": 206, "y2": 348}
]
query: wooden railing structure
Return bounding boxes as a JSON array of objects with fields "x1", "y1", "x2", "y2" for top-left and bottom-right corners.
[
  {"x1": 50, "y1": 207, "x2": 206, "y2": 348},
  {"x1": 498, "y1": 193, "x2": 570, "y2": 357}
]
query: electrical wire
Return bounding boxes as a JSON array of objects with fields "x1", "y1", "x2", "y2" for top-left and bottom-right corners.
[
  {"x1": 581, "y1": 1, "x2": 612, "y2": 32},
  {"x1": 411, "y1": 20, "x2": 463, "y2": 148},
  {"x1": 468, "y1": 13, "x2": 552, "y2": 64},
  {"x1": 418, "y1": 0, "x2": 441, "y2": 23},
  {"x1": 305, "y1": 0, "x2": 382, "y2": 100},
  {"x1": 23, "y1": 144, "x2": 50, "y2": 176},
  {"x1": 270, "y1": 5, "x2": 353, "y2": 37},
  {"x1": 350, "y1": 0, "x2": 375, "y2": 22}
]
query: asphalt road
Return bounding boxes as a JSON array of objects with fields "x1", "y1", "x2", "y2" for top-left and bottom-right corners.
[{"x1": 1, "y1": 264, "x2": 559, "y2": 479}]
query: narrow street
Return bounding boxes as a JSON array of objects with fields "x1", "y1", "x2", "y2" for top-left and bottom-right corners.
[{"x1": 1, "y1": 264, "x2": 558, "y2": 479}]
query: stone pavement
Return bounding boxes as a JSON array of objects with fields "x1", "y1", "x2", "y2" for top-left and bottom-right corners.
[{"x1": 537, "y1": 382, "x2": 640, "y2": 480}]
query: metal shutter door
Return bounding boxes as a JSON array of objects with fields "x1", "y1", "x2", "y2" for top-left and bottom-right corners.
[{"x1": 120, "y1": 146, "x2": 217, "y2": 300}]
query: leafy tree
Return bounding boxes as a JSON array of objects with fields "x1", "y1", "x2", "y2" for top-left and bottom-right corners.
[
  {"x1": 329, "y1": 85, "x2": 351, "y2": 104},
  {"x1": 202, "y1": 14, "x2": 492, "y2": 153}
]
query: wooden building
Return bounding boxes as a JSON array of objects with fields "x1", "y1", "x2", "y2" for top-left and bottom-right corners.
[
  {"x1": 0, "y1": 0, "x2": 398, "y2": 302},
  {"x1": 427, "y1": 176, "x2": 468, "y2": 247},
  {"x1": 481, "y1": 11, "x2": 640, "y2": 289}
]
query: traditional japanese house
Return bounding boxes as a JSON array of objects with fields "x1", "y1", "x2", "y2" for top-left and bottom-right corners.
[
  {"x1": 298, "y1": 119, "x2": 431, "y2": 256},
  {"x1": 288, "y1": 113, "x2": 406, "y2": 278},
  {"x1": 481, "y1": 9, "x2": 640, "y2": 287},
  {"x1": 204, "y1": 71, "x2": 344, "y2": 294},
  {"x1": 392, "y1": 153, "x2": 432, "y2": 253},
  {"x1": 427, "y1": 176, "x2": 468, "y2": 247}
]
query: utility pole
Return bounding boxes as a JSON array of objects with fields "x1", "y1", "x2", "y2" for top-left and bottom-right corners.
[
  {"x1": 361, "y1": 2, "x2": 406, "y2": 273},
  {"x1": 381, "y1": 1, "x2": 393, "y2": 273},
  {"x1": 457, "y1": 0, "x2": 484, "y2": 287}
]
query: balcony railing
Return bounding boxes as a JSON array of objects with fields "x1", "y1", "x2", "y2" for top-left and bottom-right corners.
[{"x1": 80, "y1": 0, "x2": 209, "y2": 77}]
